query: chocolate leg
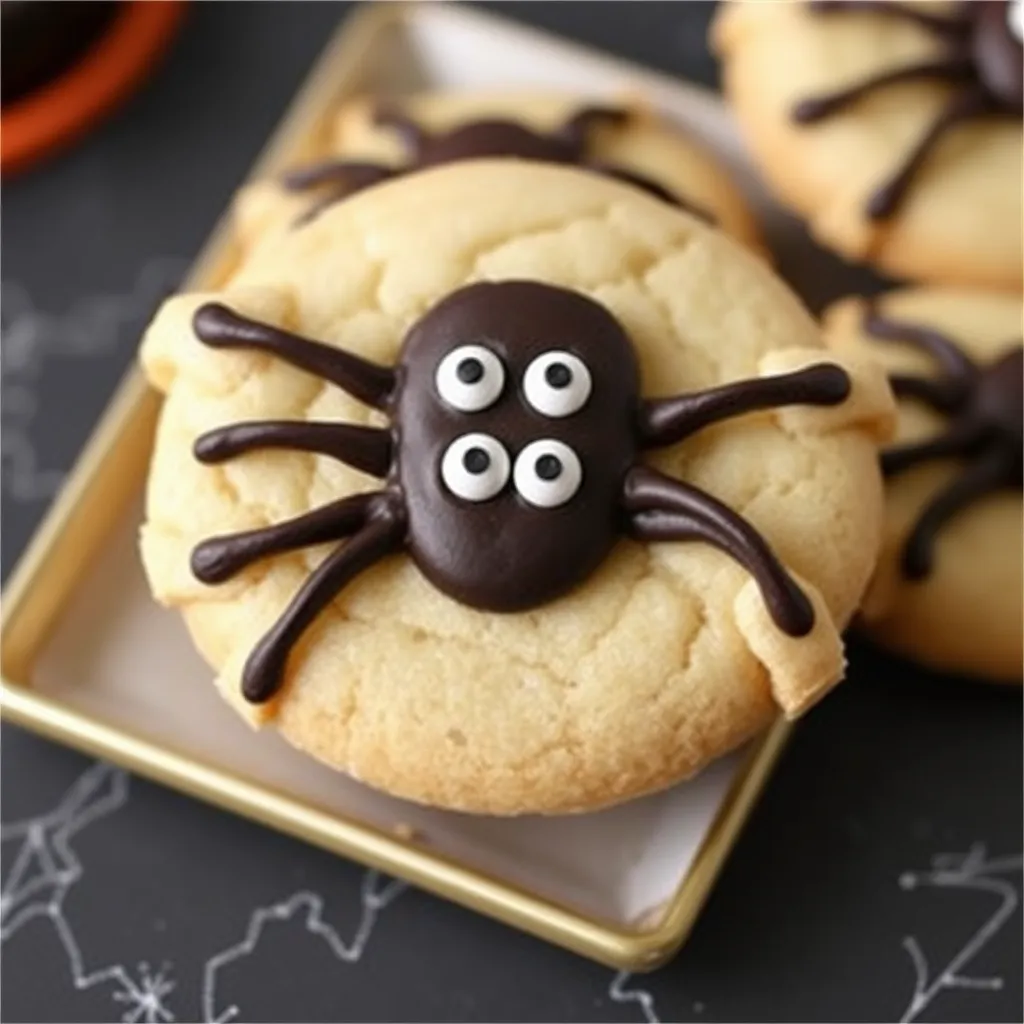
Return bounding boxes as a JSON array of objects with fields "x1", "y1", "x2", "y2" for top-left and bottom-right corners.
[
  {"x1": 242, "y1": 509, "x2": 405, "y2": 703},
  {"x1": 623, "y1": 466, "x2": 814, "y2": 636},
  {"x1": 191, "y1": 492, "x2": 380, "y2": 584},
  {"x1": 194, "y1": 421, "x2": 392, "y2": 479},
  {"x1": 866, "y1": 89, "x2": 988, "y2": 219},
  {"x1": 792, "y1": 58, "x2": 972, "y2": 123},
  {"x1": 901, "y1": 448, "x2": 1013, "y2": 579},
  {"x1": 882, "y1": 420, "x2": 983, "y2": 477},
  {"x1": 889, "y1": 374, "x2": 965, "y2": 414},
  {"x1": 585, "y1": 159, "x2": 709, "y2": 217},
  {"x1": 554, "y1": 105, "x2": 628, "y2": 151},
  {"x1": 864, "y1": 310, "x2": 977, "y2": 380},
  {"x1": 283, "y1": 161, "x2": 397, "y2": 225},
  {"x1": 638, "y1": 364, "x2": 850, "y2": 449},
  {"x1": 193, "y1": 304, "x2": 396, "y2": 410},
  {"x1": 282, "y1": 159, "x2": 394, "y2": 192},
  {"x1": 373, "y1": 104, "x2": 431, "y2": 153}
]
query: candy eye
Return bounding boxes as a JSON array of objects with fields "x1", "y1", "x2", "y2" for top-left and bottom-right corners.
[
  {"x1": 522, "y1": 351, "x2": 592, "y2": 418},
  {"x1": 441, "y1": 433, "x2": 510, "y2": 502},
  {"x1": 513, "y1": 439, "x2": 583, "y2": 508},
  {"x1": 435, "y1": 345, "x2": 505, "y2": 412},
  {"x1": 1010, "y1": 0, "x2": 1023, "y2": 43}
]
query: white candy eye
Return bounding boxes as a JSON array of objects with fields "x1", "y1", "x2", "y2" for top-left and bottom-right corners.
[
  {"x1": 513, "y1": 439, "x2": 583, "y2": 508},
  {"x1": 441, "y1": 433, "x2": 510, "y2": 502},
  {"x1": 1009, "y1": 0, "x2": 1022, "y2": 43},
  {"x1": 522, "y1": 351, "x2": 592, "y2": 418},
  {"x1": 435, "y1": 345, "x2": 505, "y2": 412}
]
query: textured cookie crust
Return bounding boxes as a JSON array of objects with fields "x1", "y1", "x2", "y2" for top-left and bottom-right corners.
[
  {"x1": 823, "y1": 288, "x2": 1023, "y2": 683},
  {"x1": 142, "y1": 161, "x2": 893, "y2": 814},
  {"x1": 713, "y1": 2, "x2": 1023, "y2": 291},
  {"x1": 234, "y1": 89, "x2": 763, "y2": 262}
]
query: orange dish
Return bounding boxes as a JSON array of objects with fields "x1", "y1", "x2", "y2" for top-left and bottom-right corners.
[{"x1": 1, "y1": 1, "x2": 188, "y2": 177}]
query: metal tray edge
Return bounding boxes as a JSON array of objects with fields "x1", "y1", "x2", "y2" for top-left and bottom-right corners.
[{"x1": 1, "y1": 0, "x2": 793, "y2": 971}]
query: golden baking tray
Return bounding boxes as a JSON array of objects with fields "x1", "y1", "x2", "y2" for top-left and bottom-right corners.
[{"x1": 1, "y1": 1, "x2": 792, "y2": 971}]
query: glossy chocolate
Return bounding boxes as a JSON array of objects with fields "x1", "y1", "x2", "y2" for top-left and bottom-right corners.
[
  {"x1": 864, "y1": 308, "x2": 1022, "y2": 579},
  {"x1": 191, "y1": 283, "x2": 851, "y2": 702},
  {"x1": 796, "y1": 1, "x2": 1023, "y2": 218},
  {"x1": 281, "y1": 103, "x2": 714, "y2": 223},
  {"x1": 394, "y1": 282, "x2": 639, "y2": 612}
]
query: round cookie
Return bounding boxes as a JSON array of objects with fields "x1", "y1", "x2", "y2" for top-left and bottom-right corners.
[
  {"x1": 141, "y1": 161, "x2": 894, "y2": 815},
  {"x1": 822, "y1": 287, "x2": 1022, "y2": 683},
  {"x1": 713, "y1": 1, "x2": 1023, "y2": 290},
  {"x1": 234, "y1": 89, "x2": 763, "y2": 262}
]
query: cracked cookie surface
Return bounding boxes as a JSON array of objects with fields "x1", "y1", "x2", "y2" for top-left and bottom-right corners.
[
  {"x1": 142, "y1": 161, "x2": 892, "y2": 814},
  {"x1": 823, "y1": 287, "x2": 1022, "y2": 684}
]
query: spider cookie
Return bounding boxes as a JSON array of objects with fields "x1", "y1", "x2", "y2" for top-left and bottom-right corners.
[
  {"x1": 823, "y1": 288, "x2": 1022, "y2": 683},
  {"x1": 713, "y1": 1, "x2": 1023, "y2": 290},
  {"x1": 141, "y1": 161, "x2": 894, "y2": 814},
  {"x1": 233, "y1": 90, "x2": 762, "y2": 261}
]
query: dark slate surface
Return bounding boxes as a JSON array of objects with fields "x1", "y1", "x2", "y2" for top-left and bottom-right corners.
[{"x1": 2, "y1": 4, "x2": 1021, "y2": 1023}]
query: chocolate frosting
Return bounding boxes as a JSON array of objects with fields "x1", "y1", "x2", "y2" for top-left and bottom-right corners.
[
  {"x1": 281, "y1": 103, "x2": 714, "y2": 225},
  {"x1": 864, "y1": 308, "x2": 1022, "y2": 579},
  {"x1": 796, "y1": 1, "x2": 1023, "y2": 219},
  {"x1": 190, "y1": 283, "x2": 851, "y2": 702}
]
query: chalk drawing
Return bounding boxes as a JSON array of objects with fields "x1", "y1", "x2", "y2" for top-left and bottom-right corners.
[
  {"x1": 1, "y1": 259, "x2": 185, "y2": 501},
  {"x1": 609, "y1": 970, "x2": 661, "y2": 1024},
  {"x1": 1, "y1": 762, "x2": 176, "y2": 1023},
  {"x1": 201, "y1": 871, "x2": 407, "y2": 1024},
  {"x1": 899, "y1": 843, "x2": 1022, "y2": 1023}
]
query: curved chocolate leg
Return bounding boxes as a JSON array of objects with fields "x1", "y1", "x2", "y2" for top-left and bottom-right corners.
[
  {"x1": 638, "y1": 364, "x2": 850, "y2": 449},
  {"x1": 881, "y1": 419, "x2": 983, "y2": 477},
  {"x1": 242, "y1": 507, "x2": 406, "y2": 703},
  {"x1": 584, "y1": 159, "x2": 710, "y2": 218},
  {"x1": 193, "y1": 304, "x2": 396, "y2": 410},
  {"x1": 554, "y1": 105, "x2": 628, "y2": 151},
  {"x1": 194, "y1": 421, "x2": 392, "y2": 479},
  {"x1": 901, "y1": 448, "x2": 1013, "y2": 579},
  {"x1": 284, "y1": 162, "x2": 397, "y2": 225},
  {"x1": 889, "y1": 374, "x2": 965, "y2": 414},
  {"x1": 866, "y1": 89, "x2": 988, "y2": 219},
  {"x1": 792, "y1": 58, "x2": 972, "y2": 123},
  {"x1": 373, "y1": 104, "x2": 431, "y2": 153},
  {"x1": 191, "y1": 492, "x2": 379, "y2": 584},
  {"x1": 864, "y1": 309, "x2": 978, "y2": 380},
  {"x1": 623, "y1": 466, "x2": 815, "y2": 636},
  {"x1": 282, "y1": 159, "x2": 393, "y2": 192}
]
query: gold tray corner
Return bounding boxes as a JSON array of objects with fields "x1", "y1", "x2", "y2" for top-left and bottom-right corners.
[{"x1": 1, "y1": 0, "x2": 793, "y2": 971}]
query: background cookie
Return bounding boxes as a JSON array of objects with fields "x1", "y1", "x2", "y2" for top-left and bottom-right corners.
[
  {"x1": 823, "y1": 287, "x2": 1022, "y2": 683},
  {"x1": 713, "y1": 1, "x2": 1023, "y2": 290},
  {"x1": 234, "y1": 89, "x2": 764, "y2": 262},
  {"x1": 141, "y1": 161, "x2": 892, "y2": 814}
]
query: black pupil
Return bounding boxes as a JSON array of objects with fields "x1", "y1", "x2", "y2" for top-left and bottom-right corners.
[
  {"x1": 463, "y1": 447, "x2": 491, "y2": 475},
  {"x1": 545, "y1": 363, "x2": 572, "y2": 389},
  {"x1": 535, "y1": 454, "x2": 562, "y2": 481},
  {"x1": 456, "y1": 357, "x2": 485, "y2": 384}
]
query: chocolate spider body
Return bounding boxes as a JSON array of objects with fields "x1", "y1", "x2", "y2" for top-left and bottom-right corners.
[
  {"x1": 863, "y1": 308, "x2": 1023, "y2": 578},
  {"x1": 191, "y1": 282, "x2": 850, "y2": 703},
  {"x1": 795, "y1": 0, "x2": 1023, "y2": 218},
  {"x1": 282, "y1": 105, "x2": 703, "y2": 225}
]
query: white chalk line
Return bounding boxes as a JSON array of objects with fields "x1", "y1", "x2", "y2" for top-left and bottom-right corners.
[
  {"x1": 609, "y1": 970, "x2": 661, "y2": 1023},
  {"x1": 201, "y1": 871, "x2": 407, "y2": 1024},
  {"x1": 899, "y1": 843, "x2": 1023, "y2": 1023},
  {"x1": 1, "y1": 762, "x2": 176, "y2": 1023}
]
